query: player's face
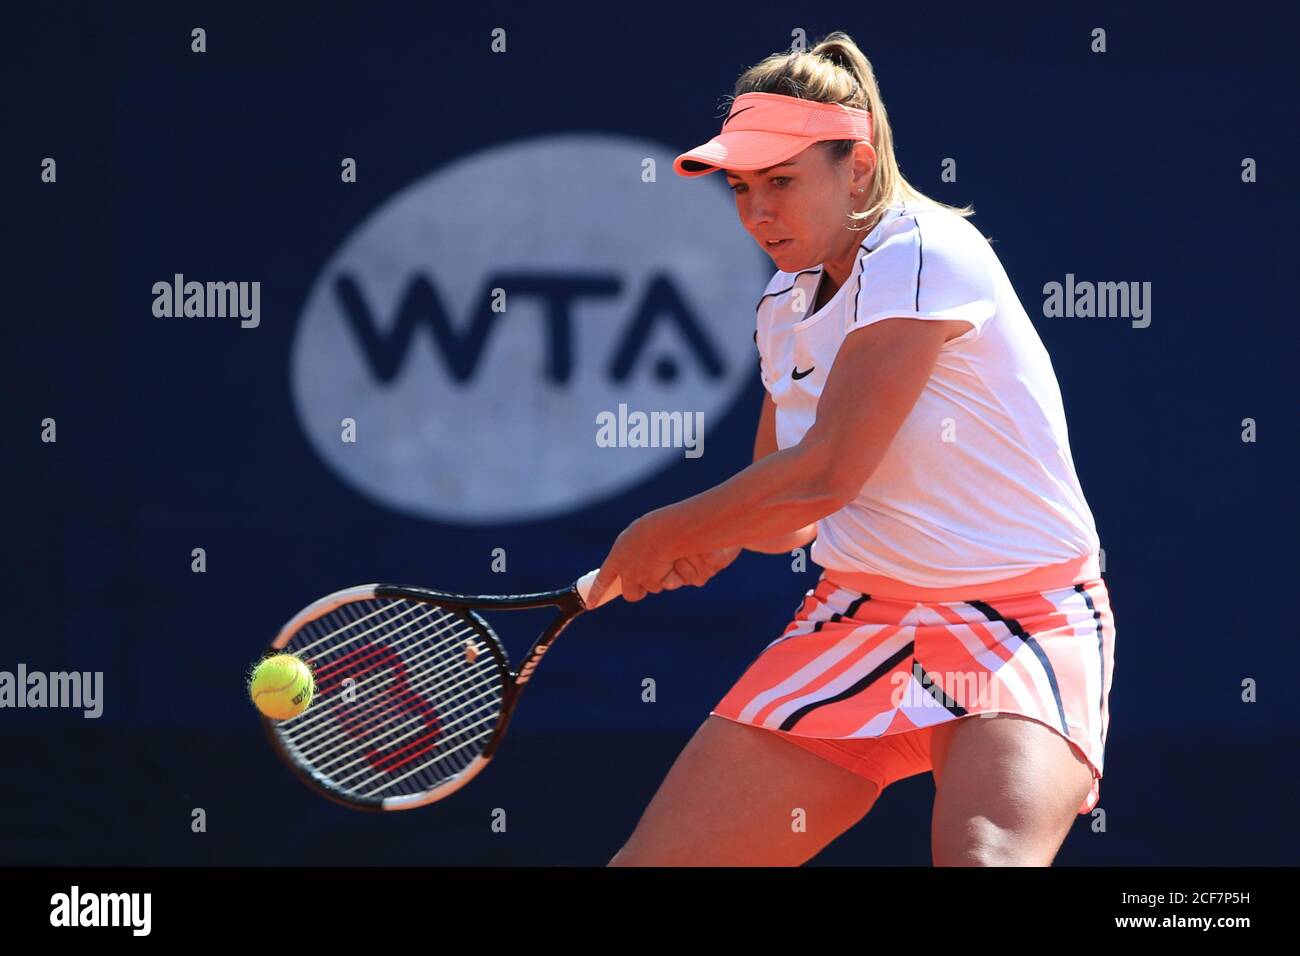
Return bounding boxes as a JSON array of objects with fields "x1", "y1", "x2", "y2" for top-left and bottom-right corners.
[{"x1": 725, "y1": 144, "x2": 872, "y2": 271}]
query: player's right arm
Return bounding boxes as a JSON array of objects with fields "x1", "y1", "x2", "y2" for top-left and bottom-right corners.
[{"x1": 743, "y1": 392, "x2": 818, "y2": 554}]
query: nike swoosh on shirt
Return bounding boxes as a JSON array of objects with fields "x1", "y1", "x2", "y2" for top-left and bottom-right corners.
[{"x1": 792, "y1": 366, "x2": 815, "y2": 380}]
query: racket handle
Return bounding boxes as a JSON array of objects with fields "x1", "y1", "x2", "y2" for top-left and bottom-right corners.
[{"x1": 576, "y1": 569, "x2": 622, "y2": 609}]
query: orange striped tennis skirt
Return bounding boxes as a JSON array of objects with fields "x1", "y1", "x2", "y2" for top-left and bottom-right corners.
[{"x1": 711, "y1": 552, "x2": 1116, "y2": 815}]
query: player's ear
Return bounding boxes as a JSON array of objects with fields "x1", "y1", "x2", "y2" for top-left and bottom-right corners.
[{"x1": 850, "y1": 140, "x2": 877, "y2": 193}]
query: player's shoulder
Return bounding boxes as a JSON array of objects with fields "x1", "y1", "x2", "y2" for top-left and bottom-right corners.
[
  {"x1": 873, "y1": 201, "x2": 988, "y2": 255},
  {"x1": 866, "y1": 201, "x2": 993, "y2": 283}
]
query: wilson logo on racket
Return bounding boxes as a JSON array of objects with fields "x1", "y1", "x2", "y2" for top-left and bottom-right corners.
[{"x1": 318, "y1": 643, "x2": 445, "y2": 775}]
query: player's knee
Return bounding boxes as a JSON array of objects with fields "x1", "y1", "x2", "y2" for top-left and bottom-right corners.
[
  {"x1": 607, "y1": 830, "x2": 706, "y2": 867},
  {"x1": 932, "y1": 818, "x2": 1054, "y2": 867},
  {"x1": 934, "y1": 842, "x2": 1038, "y2": 867},
  {"x1": 608, "y1": 841, "x2": 810, "y2": 867},
  {"x1": 606, "y1": 840, "x2": 718, "y2": 867},
  {"x1": 606, "y1": 844, "x2": 641, "y2": 867}
]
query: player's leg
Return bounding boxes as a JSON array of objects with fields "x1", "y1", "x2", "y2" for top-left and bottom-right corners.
[
  {"x1": 928, "y1": 713, "x2": 1093, "y2": 866},
  {"x1": 608, "y1": 715, "x2": 882, "y2": 866}
]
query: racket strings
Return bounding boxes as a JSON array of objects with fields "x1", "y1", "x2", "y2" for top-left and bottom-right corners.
[
  {"x1": 287, "y1": 602, "x2": 465, "y2": 737},
  {"x1": 300, "y1": 674, "x2": 500, "y2": 774},
  {"x1": 297, "y1": 600, "x2": 499, "y2": 758},
  {"x1": 296, "y1": 662, "x2": 502, "y2": 782},
  {"x1": 286, "y1": 602, "x2": 498, "y2": 797},
  {"x1": 289, "y1": 605, "x2": 503, "y2": 765},
  {"x1": 273, "y1": 597, "x2": 506, "y2": 800}
]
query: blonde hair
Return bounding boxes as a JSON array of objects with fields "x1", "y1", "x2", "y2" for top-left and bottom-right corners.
[{"x1": 726, "y1": 31, "x2": 973, "y2": 230}]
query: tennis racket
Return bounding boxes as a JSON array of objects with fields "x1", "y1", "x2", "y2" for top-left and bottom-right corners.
[{"x1": 259, "y1": 569, "x2": 621, "y2": 812}]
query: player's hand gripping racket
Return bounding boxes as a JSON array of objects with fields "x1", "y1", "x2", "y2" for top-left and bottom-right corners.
[{"x1": 259, "y1": 570, "x2": 620, "y2": 811}]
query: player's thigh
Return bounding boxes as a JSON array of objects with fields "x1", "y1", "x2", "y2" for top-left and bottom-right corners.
[
  {"x1": 929, "y1": 713, "x2": 1092, "y2": 866},
  {"x1": 609, "y1": 715, "x2": 881, "y2": 867}
]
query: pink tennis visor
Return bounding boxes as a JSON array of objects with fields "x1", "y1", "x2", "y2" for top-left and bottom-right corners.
[{"x1": 674, "y1": 91, "x2": 874, "y2": 177}]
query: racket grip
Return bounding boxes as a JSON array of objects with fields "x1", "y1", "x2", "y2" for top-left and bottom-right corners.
[{"x1": 576, "y1": 569, "x2": 622, "y2": 609}]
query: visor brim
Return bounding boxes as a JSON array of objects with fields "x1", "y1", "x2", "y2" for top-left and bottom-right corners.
[{"x1": 673, "y1": 130, "x2": 815, "y2": 178}]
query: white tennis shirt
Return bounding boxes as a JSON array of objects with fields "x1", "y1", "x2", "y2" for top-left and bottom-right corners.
[{"x1": 756, "y1": 200, "x2": 1100, "y2": 587}]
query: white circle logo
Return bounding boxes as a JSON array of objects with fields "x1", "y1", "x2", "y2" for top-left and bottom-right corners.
[{"x1": 292, "y1": 134, "x2": 766, "y2": 523}]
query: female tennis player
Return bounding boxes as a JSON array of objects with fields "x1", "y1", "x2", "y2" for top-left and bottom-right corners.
[{"x1": 588, "y1": 32, "x2": 1116, "y2": 866}]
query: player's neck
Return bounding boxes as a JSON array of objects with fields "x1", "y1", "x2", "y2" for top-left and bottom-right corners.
[
  {"x1": 817, "y1": 241, "x2": 863, "y2": 307},
  {"x1": 817, "y1": 212, "x2": 882, "y2": 309}
]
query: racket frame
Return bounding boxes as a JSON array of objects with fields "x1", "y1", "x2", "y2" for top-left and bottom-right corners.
[{"x1": 260, "y1": 579, "x2": 593, "y2": 812}]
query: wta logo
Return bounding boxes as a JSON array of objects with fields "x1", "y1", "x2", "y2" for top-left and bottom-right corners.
[{"x1": 292, "y1": 134, "x2": 765, "y2": 522}]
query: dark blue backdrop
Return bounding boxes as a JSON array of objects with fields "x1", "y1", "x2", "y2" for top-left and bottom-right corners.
[{"x1": 4, "y1": 1, "x2": 1297, "y2": 865}]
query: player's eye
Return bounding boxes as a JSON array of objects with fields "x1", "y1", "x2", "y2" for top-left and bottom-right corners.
[{"x1": 729, "y1": 177, "x2": 790, "y2": 193}]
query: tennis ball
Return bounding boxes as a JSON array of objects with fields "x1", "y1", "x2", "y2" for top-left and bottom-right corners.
[{"x1": 249, "y1": 653, "x2": 314, "y2": 720}]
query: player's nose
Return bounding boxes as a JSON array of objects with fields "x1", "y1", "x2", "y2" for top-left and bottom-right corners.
[{"x1": 740, "y1": 205, "x2": 775, "y2": 235}]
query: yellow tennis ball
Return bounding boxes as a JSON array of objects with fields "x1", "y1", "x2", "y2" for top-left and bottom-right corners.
[{"x1": 249, "y1": 653, "x2": 314, "y2": 720}]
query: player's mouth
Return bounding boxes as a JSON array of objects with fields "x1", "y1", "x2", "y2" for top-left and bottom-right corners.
[{"x1": 764, "y1": 238, "x2": 792, "y2": 250}]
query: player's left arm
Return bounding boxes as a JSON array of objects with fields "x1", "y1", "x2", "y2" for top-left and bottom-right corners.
[
  {"x1": 589, "y1": 316, "x2": 971, "y2": 603},
  {"x1": 801, "y1": 316, "x2": 971, "y2": 505},
  {"x1": 640, "y1": 316, "x2": 972, "y2": 560}
]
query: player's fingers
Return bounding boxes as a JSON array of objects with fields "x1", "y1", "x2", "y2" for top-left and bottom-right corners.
[
  {"x1": 587, "y1": 565, "x2": 620, "y2": 606},
  {"x1": 660, "y1": 569, "x2": 686, "y2": 590},
  {"x1": 703, "y1": 546, "x2": 740, "y2": 573},
  {"x1": 673, "y1": 556, "x2": 709, "y2": 586}
]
